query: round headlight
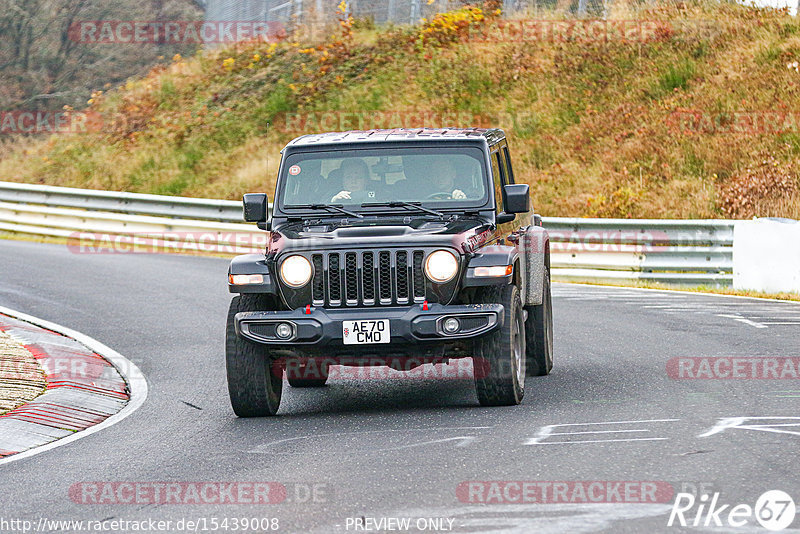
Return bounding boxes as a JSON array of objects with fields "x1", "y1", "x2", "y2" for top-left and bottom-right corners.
[
  {"x1": 280, "y1": 255, "x2": 313, "y2": 288},
  {"x1": 425, "y1": 250, "x2": 458, "y2": 283}
]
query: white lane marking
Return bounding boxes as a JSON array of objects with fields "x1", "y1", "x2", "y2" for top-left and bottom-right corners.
[
  {"x1": 532, "y1": 438, "x2": 668, "y2": 445},
  {"x1": 642, "y1": 305, "x2": 698, "y2": 309},
  {"x1": 380, "y1": 436, "x2": 478, "y2": 451},
  {"x1": 736, "y1": 310, "x2": 800, "y2": 314},
  {"x1": 699, "y1": 417, "x2": 800, "y2": 438},
  {"x1": 0, "y1": 305, "x2": 148, "y2": 467},
  {"x1": 549, "y1": 430, "x2": 649, "y2": 436},
  {"x1": 249, "y1": 426, "x2": 493, "y2": 453},
  {"x1": 557, "y1": 286, "x2": 800, "y2": 328},
  {"x1": 525, "y1": 419, "x2": 679, "y2": 445},
  {"x1": 716, "y1": 314, "x2": 768, "y2": 328},
  {"x1": 535, "y1": 418, "x2": 679, "y2": 427}
]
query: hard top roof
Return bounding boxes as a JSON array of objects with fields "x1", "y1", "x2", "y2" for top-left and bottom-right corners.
[{"x1": 283, "y1": 128, "x2": 506, "y2": 150}]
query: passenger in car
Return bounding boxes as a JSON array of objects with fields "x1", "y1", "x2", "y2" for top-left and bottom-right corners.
[{"x1": 330, "y1": 159, "x2": 381, "y2": 203}]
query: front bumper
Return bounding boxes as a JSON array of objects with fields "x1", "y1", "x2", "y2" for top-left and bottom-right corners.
[{"x1": 234, "y1": 302, "x2": 504, "y2": 347}]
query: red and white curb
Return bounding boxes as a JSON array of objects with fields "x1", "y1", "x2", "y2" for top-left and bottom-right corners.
[{"x1": 0, "y1": 306, "x2": 147, "y2": 465}]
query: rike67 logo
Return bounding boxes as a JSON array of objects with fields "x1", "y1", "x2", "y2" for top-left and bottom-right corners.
[{"x1": 668, "y1": 490, "x2": 796, "y2": 531}]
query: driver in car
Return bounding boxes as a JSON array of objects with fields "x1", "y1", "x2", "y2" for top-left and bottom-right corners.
[
  {"x1": 330, "y1": 159, "x2": 378, "y2": 203},
  {"x1": 426, "y1": 158, "x2": 467, "y2": 199}
]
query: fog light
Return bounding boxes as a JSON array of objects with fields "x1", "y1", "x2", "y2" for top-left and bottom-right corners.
[
  {"x1": 443, "y1": 317, "x2": 461, "y2": 334},
  {"x1": 275, "y1": 323, "x2": 293, "y2": 339}
]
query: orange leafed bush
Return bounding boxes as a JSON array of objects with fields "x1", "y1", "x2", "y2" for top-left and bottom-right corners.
[
  {"x1": 718, "y1": 155, "x2": 799, "y2": 218},
  {"x1": 419, "y1": 5, "x2": 492, "y2": 46}
]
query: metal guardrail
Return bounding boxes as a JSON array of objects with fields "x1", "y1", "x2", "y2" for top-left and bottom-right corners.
[
  {"x1": 544, "y1": 218, "x2": 734, "y2": 286},
  {"x1": 0, "y1": 181, "x2": 734, "y2": 286},
  {"x1": 0, "y1": 181, "x2": 244, "y2": 222},
  {"x1": 0, "y1": 182, "x2": 262, "y2": 254}
]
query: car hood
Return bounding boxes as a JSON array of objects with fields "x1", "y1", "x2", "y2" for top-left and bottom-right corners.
[{"x1": 267, "y1": 216, "x2": 494, "y2": 255}]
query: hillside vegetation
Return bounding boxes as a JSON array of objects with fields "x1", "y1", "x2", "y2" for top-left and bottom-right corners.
[
  {"x1": 1, "y1": 1, "x2": 799, "y2": 219},
  {"x1": 0, "y1": 0, "x2": 202, "y2": 112}
]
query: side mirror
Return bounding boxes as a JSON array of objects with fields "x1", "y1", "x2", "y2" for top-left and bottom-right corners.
[
  {"x1": 243, "y1": 193, "x2": 268, "y2": 225},
  {"x1": 503, "y1": 184, "x2": 531, "y2": 214}
]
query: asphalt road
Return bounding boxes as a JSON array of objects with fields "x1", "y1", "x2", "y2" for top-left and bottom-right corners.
[{"x1": 0, "y1": 239, "x2": 799, "y2": 533}]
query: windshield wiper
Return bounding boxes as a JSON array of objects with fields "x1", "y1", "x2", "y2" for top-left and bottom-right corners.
[
  {"x1": 361, "y1": 201, "x2": 444, "y2": 218},
  {"x1": 285, "y1": 204, "x2": 363, "y2": 218}
]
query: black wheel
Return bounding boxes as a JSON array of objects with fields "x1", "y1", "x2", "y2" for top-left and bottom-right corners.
[
  {"x1": 287, "y1": 358, "x2": 329, "y2": 388},
  {"x1": 225, "y1": 295, "x2": 283, "y2": 417},
  {"x1": 525, "y1": 266, "x2": 554, "y2": 376},
  {"x1": 473, "y1": 283, "x2": 526, "y2": 406}
]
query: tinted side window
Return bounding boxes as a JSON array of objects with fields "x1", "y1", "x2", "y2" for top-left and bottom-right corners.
[
  {"x1": 501, "y1": 146, "x2": 515, "y2": 184},
  {"x1": 490, "y1": 151, "x2": 503, "y2": 212}
]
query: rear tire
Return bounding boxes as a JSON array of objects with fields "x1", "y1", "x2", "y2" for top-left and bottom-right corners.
[
  {"x1": 525, "y1": 266, "x2": 554, "y2": 376},
  {"x1": 225, "y1": 295, "x2": 283, "y2": 417},
  {"x1": 473, "y1": 283, "x2": 526, "y2": 406}
]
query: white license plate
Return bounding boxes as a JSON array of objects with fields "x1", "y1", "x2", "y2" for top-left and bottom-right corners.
[{"x1": 342, "y1": 320, "x2": 390, "y2": 345}]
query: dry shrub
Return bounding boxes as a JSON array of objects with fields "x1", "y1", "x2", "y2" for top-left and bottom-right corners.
[{"x1": 717, "y1": 155, "x2": 799, "y2": 218}]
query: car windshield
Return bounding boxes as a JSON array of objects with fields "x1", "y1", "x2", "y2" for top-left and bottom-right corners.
[{"x1": 279, "y1": 147, "x2": 488, "y2": 211}]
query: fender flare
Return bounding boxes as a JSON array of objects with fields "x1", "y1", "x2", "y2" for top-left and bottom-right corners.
[
  {"x1": 462, "y1": 245, "x2": 519, "y2": 287},
  {"x1": 228, "y1": 253, "x2": 277, "y2": 294},
  {"x1": 522, "y1": 226, "x2": 549, "y2": 306}
]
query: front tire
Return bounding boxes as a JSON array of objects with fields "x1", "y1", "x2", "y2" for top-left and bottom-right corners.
[
  {"x1": 473, "y1": 283, "x2": 526, "y2": 406},
  {"x1": 225, "y1": 295, "x2": 283, "y2": 417},
  {"x1": 525, "y1": 266, "x2": 554, "y2": 376}
]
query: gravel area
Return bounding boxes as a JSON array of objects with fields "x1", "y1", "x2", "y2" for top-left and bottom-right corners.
[{"x1": 0, "y1": 330, "x2": 46, "y2": 415}]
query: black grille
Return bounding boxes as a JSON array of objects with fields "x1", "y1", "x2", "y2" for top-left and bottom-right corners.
[
  {"x1": 379, "y1": 251, "x2": 391, "y2": 303},
  {"x1": 345, "y1": 252, "x2": 358, "y2": 303},
  {"x1": 311, "y1": 249, "x2": 430, "y2": 307},
  {"x1": 363, "y1": 253, "x2": 375, "y2": 303},
  {"x1": 312, "y1": 255, "x2": 324, "y2": 302},
  {"x1": 396, "y1": 251, "x2": 409, "y2": 304},
  {"x1": 328, "y1": 254, "x2": 341, "y2": 305},
  {"x1": 457, "y1": 316, "x2": 489, "y2": 333},
  {"x1": 248, "y1": 323, "x2": 277, "y2": 337},
  {"x1": 413, "y1": 251, "x2": 425, "y2": 300}
]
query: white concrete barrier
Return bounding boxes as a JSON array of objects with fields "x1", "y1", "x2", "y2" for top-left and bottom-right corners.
[{"x1": 733, "y1": 218, "x2": 800, "y2": 293}]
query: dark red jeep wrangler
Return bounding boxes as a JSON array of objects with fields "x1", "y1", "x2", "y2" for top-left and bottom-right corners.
[{"x1": 226, "y1": 128, "x2": 553, "y2": 416}]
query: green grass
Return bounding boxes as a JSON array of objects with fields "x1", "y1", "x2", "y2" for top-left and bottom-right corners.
[
  {"x1": 652, "y1": 57, "x2": 696, "y2": 98},
  {"x1": 0, "y1": 1, "x2": 798, "y2": 219}
]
